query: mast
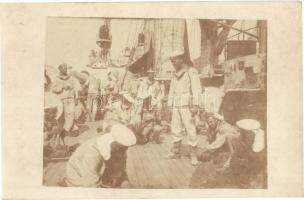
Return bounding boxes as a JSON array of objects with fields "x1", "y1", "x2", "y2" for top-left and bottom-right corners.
[
  {"x1": 199, "y1": 19, "x2": 236, "y2": 76},
  {"x1": 95, "y1": 18, "x2": 112, "y2": 68},
  {"x1": 257, "y1": 20, "x2": 267, "y2": 54}
]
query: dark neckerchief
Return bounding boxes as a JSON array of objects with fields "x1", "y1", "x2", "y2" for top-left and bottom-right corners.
[
  {"x1": 57, "y1": 74, "x2": 71, "y2": 81},
  {"x1": 174, "y1": 68, "x2": 188, "y2": 80}
]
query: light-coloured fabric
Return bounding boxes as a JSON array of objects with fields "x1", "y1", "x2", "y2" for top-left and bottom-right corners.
[
  {"x1": 111, "y1": 123, "x2": 137, "y2": 147},
  {"x1": 65, "y1": 139, "x2": 105, "y2": 187},
  {"x1": 44, "y1": 91, "x2": 63, "y2": 120},
  {"x1": 236, "y1": 119, "x2": 261, "y2": 131},
  {"x1": 62, "y1": 98, "x2": 76, "y2": 132},
  {"x1": 104, "y1": 101, "x2": 132, "y2": 125},
  {"x1": 137, "y1": 78, "x2": 156, "y2": 99},
  {"x1": 74, "y1": 102, "x2": 86, "y2": 121},
  {"x1": 252, "y1": 129, "x2": 265, "y2": 153},
  {"x1": 200, "y1": 87, "x2": 225, "y2": 113},
  {"x1": 171, "y1": 107, "x2": 197, "y2": 146},
  {"x1": 104, "y1": 100, "x2": 122, "y2": 122},
  {"x1": 52, "y1": 75, "x2": 80, "y2": 100},
  {"x1": 95, "y1": 133, "x2": 115, "y2": 161},
  {"x1": 52, "y1": 75, "x2": 81, "y2": 131},
  {"x1": 85, "y1": 76, "x2": 101, "y2": 94},
  {"x1": 168, "y1": 66, "x2": 202, "y2": 107},
  {"x1": 105, "y1": 79, "x2": 119, "y2": 95},
  {"x1": 86, "y1": 93, "x2": 99, "y2": 120},
  {"x1": 207, "y1": 121, "x2": 240, "y2": 150},
  {"x1": 186, "y1": 19, "x2": 201, "y2": 61}
]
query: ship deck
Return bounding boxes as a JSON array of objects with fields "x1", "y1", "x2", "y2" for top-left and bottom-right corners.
[{"x1": 43, "y1": 121, "x2": 208, "y2": 188}]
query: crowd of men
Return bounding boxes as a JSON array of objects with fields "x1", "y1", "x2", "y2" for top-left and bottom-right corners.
[{"x1": 44, "y1": 50, "x2": 266, "y2": 188}]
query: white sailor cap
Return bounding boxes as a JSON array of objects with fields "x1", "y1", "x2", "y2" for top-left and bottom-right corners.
[
  {"x1": 110, "y1": 123, "x2": 137, "y2": 147},
  {"x1": 236, "y1": 119, "x2": 261, "y2": 131},
  {"x1": 236, "y1": 119, "x2": 264, "y2": 152}
]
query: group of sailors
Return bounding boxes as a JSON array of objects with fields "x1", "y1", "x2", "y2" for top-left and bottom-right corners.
[{"x1": 44, "y1": 50, "x2": 266, "y2": 188}]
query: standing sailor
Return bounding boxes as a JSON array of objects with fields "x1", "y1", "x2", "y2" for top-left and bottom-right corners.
[
  {"x1": 137, "y1": 69, "x2": 160, "y2": 111},
  {"x1": 136, "y1": 69, "x2": 163, "y2": 143},
  {"x1": 166, "y1": 50, "x2": 202, "y2": 165},
  {"x1": 83, "y1": 71, "x2": 101, "y2": 121},
  {"x1": 52, "y1": 63, "x2": 80, "y2": 136}
]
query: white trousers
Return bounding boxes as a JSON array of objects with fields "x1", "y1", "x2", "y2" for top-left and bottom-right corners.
[
  {"x1": 170, "y1": 107, "x2": 197, "y2": 147},
  {"x1": 62, "y1": 98, "x2": 76, "y2": 132}
]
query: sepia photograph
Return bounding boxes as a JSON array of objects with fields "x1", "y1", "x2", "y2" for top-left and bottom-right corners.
[
  {"x1": 1, "y1": 2, "x2": 303, "y2": 198},
  {"x1": 43, "y1": 17, "x2": 267, "y2": 189}
]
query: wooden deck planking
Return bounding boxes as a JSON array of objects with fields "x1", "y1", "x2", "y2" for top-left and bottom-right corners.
[
  {"x1": 126, "y1": 146, "x2": 140, "y2": 187},
  {"x1": 157, "y1": 134, "x2": 202, "y2": 188},
  {"x1": 131, "y1": 145, "x2": 151, "y2": 187},
  {"x1": 147, "y1": 143, "x2": 178, "y2": 188},
  {"x1": 127, "y1": 146, "x2": 145, "y2": 187},
  {"x1": 43, "y1": 121, "x2": 205, "y2": 188},
  {"x1": 147, "y1": 143, "x2": 176, "y2": 188},
  {"x1": 139, "y1": 143, "x2": 165, "y2": 188},
  {"x1": 154, "y1": 141, "x2": 182, "y2": 188}
]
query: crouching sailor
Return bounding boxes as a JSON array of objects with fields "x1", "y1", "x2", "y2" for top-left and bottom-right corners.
[{"x1": 63, "y1": 122, "x2": 136, "y2": 188}]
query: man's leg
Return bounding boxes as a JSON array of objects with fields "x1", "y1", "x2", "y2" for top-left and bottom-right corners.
[
  {"x1": 141, "y1": 122, "x2": 153, "y2": 144},
  {"x1": 180, "y1": 108, "x2": 199, "y2": 165},
  {"x1": 165, "y1": 108, "x2": 183, "y2": 159},
  {"x1": 221, "y1": 133, "x2": 239, "y2": 170},
  {"x1": 91, "y1": 94, "x2": 98, "y2": 121},
  {"x1": 63, "y1": 99, "x2": 77, "y2": 135}
]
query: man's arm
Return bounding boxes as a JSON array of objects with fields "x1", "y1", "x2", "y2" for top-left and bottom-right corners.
[{"x1": 206, "y1": 134, "x2": 226, "y2": 150}]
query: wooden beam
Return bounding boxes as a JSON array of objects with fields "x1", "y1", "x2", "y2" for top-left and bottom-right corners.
[
  {"x1": 210, "y1": 20, "x2": 258, "y2": 39},
  {"x1": 228, "y1": 27, "x2": 257, "y2": 39}
]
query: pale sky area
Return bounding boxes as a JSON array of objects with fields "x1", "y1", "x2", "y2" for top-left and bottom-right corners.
[{"x1": 45, "y1": 17, "x2": 257, "y2": 71}]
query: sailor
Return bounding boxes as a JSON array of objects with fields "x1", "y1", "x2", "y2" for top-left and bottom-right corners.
[
  {"x1": 240, "y1": 66, "x2": 258, "y2": 89},
  {"x1": 196, "y1": 84, "x2": 225, "y2": 134},
  {"x1": 104, "y1": 91, "x2": 135, "y2": 125},
  {"x1": 44, "y1": 72, "x2": 64, "y2": 149},
  {"x1": 64, "y1": 122, "x2": 136, "y2": 188},
  {"x1": 119, "y1": 92, "x2": 136, "y2": 125},
  {"x1": 197, "y1": 112, "x2": 240, "y2": 170},
  {"x1": 192, "y1": 118, "x2": 266, "y2": 188},
  {"x1": 103, "y1": 94, "x2": 121, "y2": 121},
  {"x1": 153, "y1": 77, "x2": 166, "y2": 122},
  {"x1": 136, "y1": 69, "x2": 163, "y2": 144},
  {"x1": 52, "y1": 63, "x2": 81, "y2": 137},
  {"x1": 166, "y1": 50, "x2": 202, "y2": 165},
  {"x1": 105, "y1": 71, "x2": 119, "y2": 96},
  {"x1": 137, "y1": 69, "x2": 161, "y2": 111},
  {"x1": 83, "y1": 70, "x2": 101, "y2": 121}
]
